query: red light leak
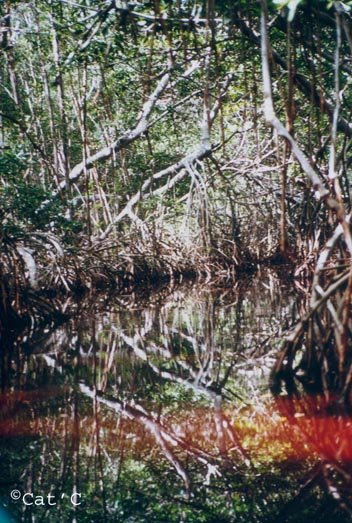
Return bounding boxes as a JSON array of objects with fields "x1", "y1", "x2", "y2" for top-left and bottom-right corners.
[
  {"x1": 1, "y1": 388, "x2": 352, "y2": 466},
  {"x1": 274, "y1": 394, "x2": 352, "y2": 463},
  {"x1": 0, "y1": 387, "x2": 67, "y2": 437}
]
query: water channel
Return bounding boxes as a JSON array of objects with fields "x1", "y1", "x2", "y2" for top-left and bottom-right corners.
[{"x1": 1, "y1": 270, "x2": 351, "y2": 522}]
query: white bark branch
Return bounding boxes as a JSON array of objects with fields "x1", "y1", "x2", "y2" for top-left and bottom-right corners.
[
  {"x1": 79, "y1": 383, "x2": 191, "y2": 494},
  {"x1": 59, "y1": 69, "x2": 172, "y2": 192},
  {"x1": 98, "y1": 74, "x2": 233, "y2": 241},
  {"x1": 260, "y1": 2, "x2": 329, "y2": 200}
]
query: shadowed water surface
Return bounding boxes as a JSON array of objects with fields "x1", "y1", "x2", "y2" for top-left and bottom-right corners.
[{"x1": 1, "y1": 271, "x2": 351, "y2": 522}]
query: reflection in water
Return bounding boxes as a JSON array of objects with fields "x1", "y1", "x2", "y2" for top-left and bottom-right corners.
[
  {"x1": 0, "y1": 271, "x2": 350, "y2": 522},
  {"x1": 272, "y1": 387, "x2": 352, "y2": 521}
]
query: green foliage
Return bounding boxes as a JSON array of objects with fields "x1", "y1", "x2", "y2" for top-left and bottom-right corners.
[
  {"x1": 0, "y1": 152, "x2": 82, "y2": 235},
  {"x1": 1, "y1": 0, "x2": 350, "y2": 259},
  {"x1": 0, "y1": 150, "x2": 27, "y2": 180}
]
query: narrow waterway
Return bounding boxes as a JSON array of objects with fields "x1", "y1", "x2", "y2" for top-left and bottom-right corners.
[{"x1": 0, "y1": 271, "x2": 351, "y2": 522}]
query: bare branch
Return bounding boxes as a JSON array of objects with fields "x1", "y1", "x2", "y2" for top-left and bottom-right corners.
[
  {"x1": 234, "y1": 11, "x2": 352, "y2": 138},
  {"x1": 97, "y1": 74, "x2": 232, "y2": 241},
  {"x1": 59, "y1": 69, "x2": 172, "y2": 192},
  {"x1": 260, "y1": 1, "x2": 329, "y2": 199}
]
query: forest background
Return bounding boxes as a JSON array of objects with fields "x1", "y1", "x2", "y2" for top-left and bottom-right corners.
[
  {"x1": 1, "y1": 0, "x2": 352, "y2": 342},
  {"x1": 2, "y1": 3, "x2": 352, "y2": 521}
]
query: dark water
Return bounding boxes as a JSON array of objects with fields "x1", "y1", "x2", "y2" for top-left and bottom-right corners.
[{"x1": 1, "y1": 271, "x2": 351, "y2": 522}]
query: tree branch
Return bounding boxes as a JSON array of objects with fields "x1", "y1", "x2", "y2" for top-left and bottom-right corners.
[
  {"x1": 260, "y1": 2, "x2": 329, "y2": 199},
  {"x1": 97, "y1": 74, "x2": 232, "y2": 241},
  {"x1": 58, "y1": 68, "x2": 172, "y2": 192},
  {"x1": 233, "y1": 11, "x2": 352, "y2": 138}
]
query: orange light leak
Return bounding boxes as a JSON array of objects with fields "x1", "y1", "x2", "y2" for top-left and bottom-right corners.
[
  {"x1": 274, "y1": 394, "x2": 352, "y2": 463},
  {"x1": 1, "y1": 388, "x2": 351, "y2": 467},
  {"x1": 0, "y1": 387, "x2": 68, "y2": 437}
]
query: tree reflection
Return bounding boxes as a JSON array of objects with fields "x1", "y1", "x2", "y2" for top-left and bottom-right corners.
[{"x1": 2, "y1": 272, "x2": 341, "y2": 522}]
